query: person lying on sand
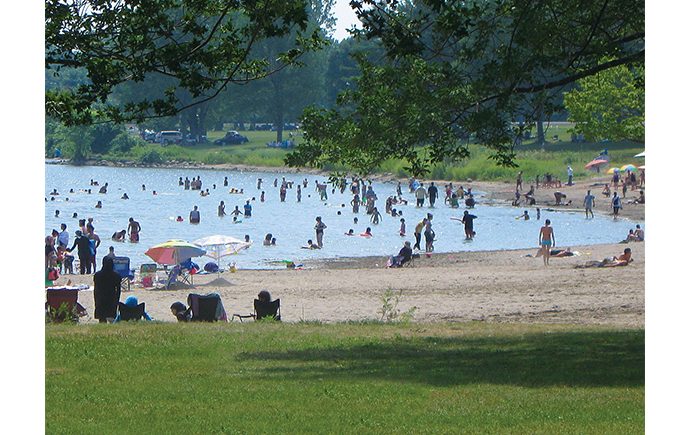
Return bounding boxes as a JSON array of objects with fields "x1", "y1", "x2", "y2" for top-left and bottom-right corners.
[{"x1": 575, "y1": 248, "x2": 633, "y2": 268}]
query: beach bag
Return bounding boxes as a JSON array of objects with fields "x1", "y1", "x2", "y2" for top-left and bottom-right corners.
[{"x1": 204, "y1": 262, "x2": 219, "y2": 273}]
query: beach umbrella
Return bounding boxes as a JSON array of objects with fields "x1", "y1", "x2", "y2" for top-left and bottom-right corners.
[
  {"x1": 584, "y1": 158, "x2": 608, "y2": 169},
  {"x1": 192, "y1": 235, "x2": 251, "y2": 262},
  {"x1": 620, "y1": 164, "x2": 637, "y2": 172},
  {"x1": 638, "y1": 165, "x2": 645, "y2": 170},
  {"x1": 607, "y1": 167, "x2": 619, "y2": 174},
  {"x1": 634, "y1": 151, "x2": 646, "y2": 158},
  {"x1": 145, "y1": 240, "x2": 206, "y2": 266}
]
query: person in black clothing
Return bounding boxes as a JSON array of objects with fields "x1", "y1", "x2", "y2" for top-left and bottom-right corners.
[
  {"x1": 389, "y1": 241, "x2": 413, "y2": 267},
  {"x1": 170, "y1": 302, "x2": 192, "y2": 322},
  {"x1": 461, "y1": 210, "x2": 478, "y2": 239},
  {"x1": 67, "y1": 230, "x2": 93, "y2": 274},
  {"x1": 428, "y1": 182, "x2": 439, "y2": 208},
  {"x1": 93, "y1": 256, "x2": 122, "y2": 323}
]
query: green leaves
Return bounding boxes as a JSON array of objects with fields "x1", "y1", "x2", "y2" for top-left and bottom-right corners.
[
  {"x1": 564, "y1": 62, "x2": 645, "y2": 143},
  {"x1": 45, "y1": 0, "x2": 325, "y2": 125},
  {"x1": 289, "y1": 0, "x2": 644, "y2": 175}
]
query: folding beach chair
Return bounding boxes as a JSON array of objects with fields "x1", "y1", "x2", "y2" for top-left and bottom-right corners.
[
  {"x1": 187, "y1": 293, "x2": 226, "y2": 322},
  {"x1": 139, "y1": 263, "x2": 158, "y2": 288},
  {"x1": 165, "y1": 264, "x2": 194, "y2": 289},
  {"x1": 116, "y1": 302, "x2": 146, "y2": 321},
  {"x1": 233, "y1": 299, "x2": 281, "y2": 322},
  {"x1": 112, "y1": 256, "x2": 133, "y2": 291},
  {"x1": 45, "y1": 288, "x2": 87, "y2": 323}
]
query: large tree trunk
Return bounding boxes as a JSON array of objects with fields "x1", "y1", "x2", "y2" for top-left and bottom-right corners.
[{"x1": 536, "y1": 102, "x2": 545, "y2": 150}]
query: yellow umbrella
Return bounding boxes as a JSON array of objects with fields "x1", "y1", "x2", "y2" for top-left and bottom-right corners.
[{"x1": 607, "y1": 167, "x2": 619, "y2": 174}]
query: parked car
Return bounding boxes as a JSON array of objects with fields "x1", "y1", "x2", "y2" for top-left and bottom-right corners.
[
  {"x1": 155, "y1": 130, "x2": 183, "y2": 145},
  {"x1": 213, "y1": 131, "x2": 249, "y2": 145},
  {"x1": 141, "y1": 129, "x2": 157, "y2": 143}
]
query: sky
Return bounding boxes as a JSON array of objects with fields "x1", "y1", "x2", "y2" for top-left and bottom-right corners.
[{"x1": 332, "y1": 0, "x2": 360, "y2": 41}]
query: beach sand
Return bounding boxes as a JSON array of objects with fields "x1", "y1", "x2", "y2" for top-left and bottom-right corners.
[
  {"x1": 50, "y1": 177, "x2": 644, "y2": 328},
  {"x1": 59, "y1": 241, "x2": 644, "y2": 328}
]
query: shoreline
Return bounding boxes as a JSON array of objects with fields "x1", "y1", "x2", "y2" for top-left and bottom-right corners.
[{"x1": 55, "y1": 241, "x2": 645, "y2": 327}]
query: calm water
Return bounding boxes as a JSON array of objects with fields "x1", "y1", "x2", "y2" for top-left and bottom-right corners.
[{"x1": 45, "y1": 164, "x2": 636, "y2": 269}]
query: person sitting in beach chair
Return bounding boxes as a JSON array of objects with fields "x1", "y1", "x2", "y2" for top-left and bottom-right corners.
[
  {"x1": 232, "y1": 290, "x2": 281, "y2": 322},
  {"x1": 114, "y1": 296, "x2": 152, "y2": 322},
  {"x1": 387, "y1": 241, "x2": 413, "y2": 268},
  {"x1": 188, "y1": 293, "x2": 228, "y2": 322}
]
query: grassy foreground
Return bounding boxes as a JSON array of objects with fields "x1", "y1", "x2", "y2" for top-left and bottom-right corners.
[{"x1": 46, "y1": 322, "x2": 643, "y2": 434}]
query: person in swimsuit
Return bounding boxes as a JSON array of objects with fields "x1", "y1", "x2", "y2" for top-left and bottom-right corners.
[
  {"x1": 538, "y1": 219, "x2": 555, "y2": 266},
  {"x1": 127, "y1": 217, "x2": 141, "y2": 242},
  {"x1": 189, "y1": 206, "x2": 200, "y2": 224}
]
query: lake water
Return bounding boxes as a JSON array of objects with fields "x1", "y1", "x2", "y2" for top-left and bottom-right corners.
[{"x1": 45, "y1": 164, "x2": 637, "y2": 269}]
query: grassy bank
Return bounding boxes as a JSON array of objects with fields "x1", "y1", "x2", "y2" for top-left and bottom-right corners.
[
  {"x1": 46, "y1": 322, "x2": 644, "y2": 433},
  {"x1": 91, "y1": 126, "x2": 643, "y2": 182}
]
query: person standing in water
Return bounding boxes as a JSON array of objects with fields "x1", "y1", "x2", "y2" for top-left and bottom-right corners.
[
  {"x1": 413, "y1": 218, "x2": 426, "y2": 250},
  {"x1": 461, "y1": 210, "x2": 477, "y2": 239},
  {"x1": 296, "y1": 184, "x2": 302, "y2": 202},
  {"x1": 189, "y1": 206, "x2": 200, "y2": 224},
  {"x1": 314, "y1": 216, "x2": 327, "y2": 248},
  {"x1": 218, "y1": 201, "x2": 226, "y2": 217},
  {"x1": 583, "y1": 190, "x2": 596, "y2": 219},
  {"x1": 351, "y1": 194, "x2": 360, "y2": 213},
  {"x1": 127, "y1": 217, "x2": 141, "y2": 242},
  {"x1": 538, "y1": 219, "x2": 556, "y2": 266},
  {"x1": 428, "y1": 182, "x2": 438, "y2": 208}
]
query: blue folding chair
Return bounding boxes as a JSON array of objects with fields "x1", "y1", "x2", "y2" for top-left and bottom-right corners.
[{"x1": 112, "y1": 256, "x2": 133, "y2": 291}]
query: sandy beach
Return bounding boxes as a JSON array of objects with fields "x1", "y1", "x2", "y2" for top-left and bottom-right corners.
[{"x1": 53, "y1": 177, "x2": 644, "y2": 328}]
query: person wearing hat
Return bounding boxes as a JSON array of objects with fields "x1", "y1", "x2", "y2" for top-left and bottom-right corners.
[{"x1": 67, "y1": 229, "x2": 93, "y2": 274}]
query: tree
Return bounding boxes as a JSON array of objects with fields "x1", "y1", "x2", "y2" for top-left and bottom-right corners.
[
  {"x1": 45, "y1": 0, "x2": 326, "y2": 125},
  {"x1": 287, "y1": 0, "x2": 644, "y2": 175},
  {"x1": 564, "y1": 63, "x2": 644, "y2": 143}
]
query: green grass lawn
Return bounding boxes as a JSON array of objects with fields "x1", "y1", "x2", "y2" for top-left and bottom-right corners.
[{"x1": 46, "y1": 322, "x2": 643, "y2": 433}]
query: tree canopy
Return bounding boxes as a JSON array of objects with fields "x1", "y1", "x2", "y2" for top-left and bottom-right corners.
[
  {"x1": 564, "y1": 62, "x2": 644, "y2": 143},
  {"x1": 287, "y1": 0, "x2": 645, "y2": 175},
  {"x1": 45, "y1": 0, "x2": 326, "y2": 125}
]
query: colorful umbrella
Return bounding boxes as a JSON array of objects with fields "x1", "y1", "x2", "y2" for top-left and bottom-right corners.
[
  {"x1": 585, "y1": 159, "x2": 609, "y2": 169},
  {"x1": 620, "y1": 164, "x2": 637, "y2": 172},
  {"x1": 607, "y1": 167, "x2": 620, "y2": 174},
  {"x1": 192, "y1": 235, "x2": 251, "y2": 262},
  {"x1": 145, "y1": 240, "x2": 206, "y2": 266}
]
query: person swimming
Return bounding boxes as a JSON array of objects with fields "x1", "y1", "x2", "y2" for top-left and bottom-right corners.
[
  {"x1": 361, "y1": 227, "x2": 373, "y2": 237},
  {"x1": 111, "y1": 230, "x2": 126, "y2": 241},
  {"x1": 302, "y1": 239, "x2": 320, "y2": 249},
  {"x1": 345, "y1": 229, "x2": 355, "y2": 236},
  {"x1": 95, "y1": 200, "x2": 103, "y2": 208},
  {"x1": 121, "y1": 193, "x2": 129, "y2": 200}
]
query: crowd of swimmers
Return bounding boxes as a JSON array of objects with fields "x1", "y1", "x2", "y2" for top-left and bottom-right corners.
[{"x1": 47, "y1": 165, "x2": 645, "y2": 278}]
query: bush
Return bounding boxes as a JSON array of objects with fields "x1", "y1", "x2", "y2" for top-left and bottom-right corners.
[
  {"x1": 109, "y1": 133, "x2": 143, "y2": 155},
  {"x1": 138, "y1": 149, "x2": 164, "y2": 164}
]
